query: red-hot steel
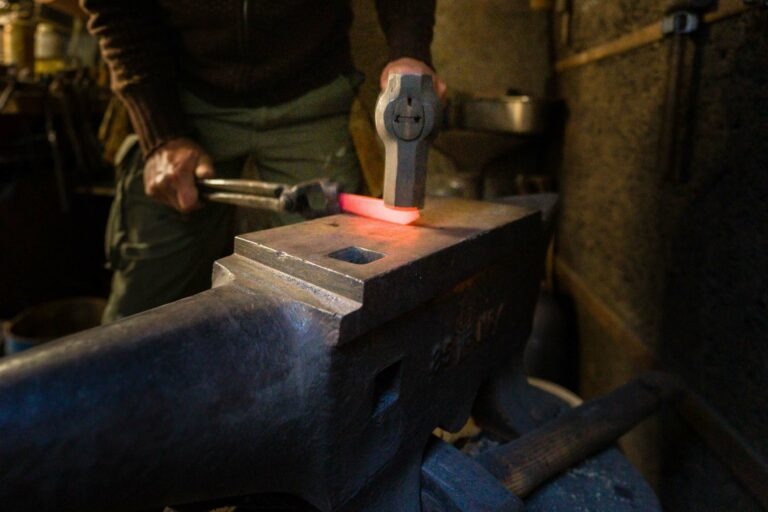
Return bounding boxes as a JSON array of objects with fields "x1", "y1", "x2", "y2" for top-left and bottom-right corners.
[{"x1": 338, "y1": 193, "x2": 420, "y2": 225}]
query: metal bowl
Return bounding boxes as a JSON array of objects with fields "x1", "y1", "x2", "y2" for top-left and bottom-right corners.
[{"x1": 459, "y1": 95, "x2": 552, "y2": 135}]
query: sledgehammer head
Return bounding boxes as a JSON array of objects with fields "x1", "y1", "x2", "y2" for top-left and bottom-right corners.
[{"x1": 376, "y1": 73, "x2": 442, "y2": 209}]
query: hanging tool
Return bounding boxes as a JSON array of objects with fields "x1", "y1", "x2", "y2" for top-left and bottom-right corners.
[{"x1": 657, "y1": 0, "x2": 717, "y2": 183}]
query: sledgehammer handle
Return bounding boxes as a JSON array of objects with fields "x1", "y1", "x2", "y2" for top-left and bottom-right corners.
[{"x1": 475, "y1": 372, "x2": 681, "y2": 498}]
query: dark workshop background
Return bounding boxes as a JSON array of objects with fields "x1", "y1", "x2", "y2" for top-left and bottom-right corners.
[
  {"x1": 0, "y1": 0, "x2": 765, "y2": 510},
  {"x1": 0, "y1": 3, "x2": 110, "y2": 320}
]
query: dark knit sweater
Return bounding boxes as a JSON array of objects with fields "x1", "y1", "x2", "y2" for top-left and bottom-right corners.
[{"x1": 81, "y1": 0, "x2": 436, "y2": 155}]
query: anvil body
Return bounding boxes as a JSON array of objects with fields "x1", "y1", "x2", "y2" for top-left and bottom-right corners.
[{"x1": 0, "y1": 198, "x2": 544, "y2": 511}]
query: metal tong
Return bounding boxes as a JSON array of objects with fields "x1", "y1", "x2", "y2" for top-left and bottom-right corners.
[{"x1": 197, "y1": 178, "x2": 341, "y2": 219}]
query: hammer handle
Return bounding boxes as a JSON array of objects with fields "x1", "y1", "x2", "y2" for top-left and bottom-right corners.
[
  {"x1": 475, "y1": 372, "x2": 680, "y2": 497},
  {"x1": 197, "y1": 178, "x2": 284, "y2": 197},
  {"x1": 197, "y1": 178, "x2": 287, "y2": 211},
  {"x1": 199, "y1": 191, "x2": 285, "y2": 211}
]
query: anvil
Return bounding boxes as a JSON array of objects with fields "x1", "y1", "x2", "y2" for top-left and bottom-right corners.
[{"x1": 0, "y1": 198, "x2": 545, "y2": 510}]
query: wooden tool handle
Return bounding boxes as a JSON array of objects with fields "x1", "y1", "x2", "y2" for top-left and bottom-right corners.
[{"x1": 476, "y1": 372, "x2": 682, "y2": 497}]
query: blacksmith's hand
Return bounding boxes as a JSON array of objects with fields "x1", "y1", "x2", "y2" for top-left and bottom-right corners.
[
  {"x1": 143, "y1": 138, "x2": 215, "y2": 213},
  {"x1": 380, "y1": 57, "x2": 447, "y2": 101}
]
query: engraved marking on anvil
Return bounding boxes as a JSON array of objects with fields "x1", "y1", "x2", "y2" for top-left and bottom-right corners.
[{"x1": 430, "y1": 303, "x2": 506, "y2": 374}]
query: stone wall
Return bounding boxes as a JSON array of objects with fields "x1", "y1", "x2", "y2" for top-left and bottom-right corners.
[{"x1": 555, "y1": 2, "x2": 768, "y2": 510}]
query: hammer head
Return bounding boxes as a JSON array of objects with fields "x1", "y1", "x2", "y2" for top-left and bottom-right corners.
[{"x1": 376, "y1": 73, "x2": 442, "y2": 209}]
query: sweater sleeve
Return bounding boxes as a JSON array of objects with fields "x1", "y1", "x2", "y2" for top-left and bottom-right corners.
[
  {"x1": 374, "y1": 0, "x2": 436, "y2": 68},
  {"x1": 81, "y1": 0, "x2": 190, "y2": 156}
]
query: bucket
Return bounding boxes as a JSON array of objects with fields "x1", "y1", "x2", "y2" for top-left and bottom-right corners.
[
  {"x1": 3, "y1": 297, "x2": 106, "y2": 355},
  {"x1": 2, "y1": 16, "x2": 36, "y2": 74}
]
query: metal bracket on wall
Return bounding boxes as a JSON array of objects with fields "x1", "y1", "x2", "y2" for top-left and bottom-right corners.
[{"x1": 661, "y1": 11, "x2": 700, "y2": 34}]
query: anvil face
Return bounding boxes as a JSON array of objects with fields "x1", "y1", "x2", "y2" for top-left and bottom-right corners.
[
  {"x1": 0, "y1": 198, "x2": 544, "y2": 512},
  {"x1": 228, "y1": 198, "x2": 539, "y2": 344}
]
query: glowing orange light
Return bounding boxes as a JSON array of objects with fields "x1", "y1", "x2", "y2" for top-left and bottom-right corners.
[{"x1": 338, "y1": 193, "x2": 420, "y2": 225}]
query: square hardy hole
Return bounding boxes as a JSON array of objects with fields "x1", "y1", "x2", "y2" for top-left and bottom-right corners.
[
  {"x1": 371, "y1": 359, "x2": 402, "y2": 418},
  {"x1": 328, "y1": 246, "x2": 385, "y2": 265}
]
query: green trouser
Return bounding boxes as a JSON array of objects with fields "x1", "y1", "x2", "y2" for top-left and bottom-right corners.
[{"x1": 103, "y1": 75, "x2": 363, "y2": 323}]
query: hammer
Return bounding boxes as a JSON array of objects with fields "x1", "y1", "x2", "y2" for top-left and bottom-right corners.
[{"x1": 376, "y1": 73, "x2": 442, "y2": 209}]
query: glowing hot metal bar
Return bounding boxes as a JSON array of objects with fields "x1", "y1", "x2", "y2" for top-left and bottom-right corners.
[{"x1": 338, "y1": 193, "x2": 420, "y2": 225}]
